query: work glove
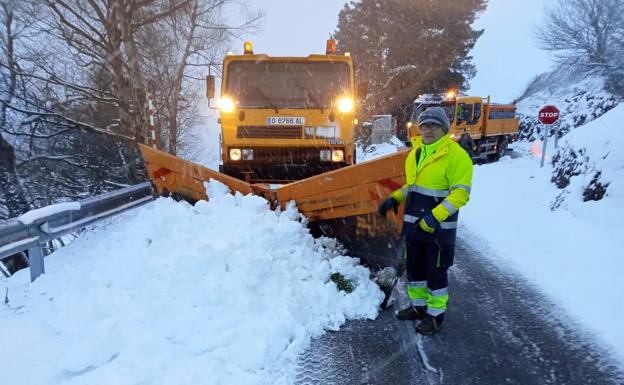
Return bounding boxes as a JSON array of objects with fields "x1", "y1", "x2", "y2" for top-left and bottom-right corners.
[
  {"x1": 378, "y1": 197, "x2": 399, "y2": 217},
  {"x1": 418, "y1": 213, "x2": 439, "y2": 234}
]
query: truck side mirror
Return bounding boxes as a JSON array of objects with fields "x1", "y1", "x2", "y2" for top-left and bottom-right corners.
[
  {"x1": 357, "y1": 81, "x2": 368, "y2": 100},
  {"x1": 206, "y1": 75, "x2": 215, "y2": 99}
]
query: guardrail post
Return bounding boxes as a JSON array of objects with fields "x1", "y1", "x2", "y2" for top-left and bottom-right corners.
[{"x1": 28, "y1": 246, "x2": 45, "y2": 282}]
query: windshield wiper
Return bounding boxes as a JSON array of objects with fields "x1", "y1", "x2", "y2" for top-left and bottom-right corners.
[
  {"x1": 251, "y1": 85, "x2": 279, "y2": 113},
  {"x1": 295, "y1": 83, "x2": 324, "y2": 114}
]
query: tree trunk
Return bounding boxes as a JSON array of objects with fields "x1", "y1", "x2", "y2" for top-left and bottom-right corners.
[{"x1": 0, "y1": 136, "x2": 30, "y2": 217}]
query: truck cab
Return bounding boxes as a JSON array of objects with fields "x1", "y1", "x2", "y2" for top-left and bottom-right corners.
[{"x1": 210, "y1": 41, "x2": 360, "y2": 183}]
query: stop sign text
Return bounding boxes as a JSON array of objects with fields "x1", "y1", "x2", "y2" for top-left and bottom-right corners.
[{"x1": 538, "y1": 105, "x2": 560, "y2": 125}]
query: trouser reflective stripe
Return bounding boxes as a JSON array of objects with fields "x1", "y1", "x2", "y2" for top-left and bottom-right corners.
[
  {"x1": 408, "y1": 280, "x2": 428, "y2": 306},
  {"x1": 427, "y1": 306, "x2": 447, "y2": 317},
  {"x1": 427, "y1": 287, "x2": 449, "y2": 316}
]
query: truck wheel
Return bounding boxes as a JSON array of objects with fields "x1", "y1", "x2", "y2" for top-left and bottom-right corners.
[
  {"x1": 459, "y1": 134, "x2": 476, "y2": 158},
  {"x1": 496, "y1": 137, "x2": 509, "y2": 160}
]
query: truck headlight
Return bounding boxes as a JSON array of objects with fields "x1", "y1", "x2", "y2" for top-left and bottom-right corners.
[
  {"x1": 331, "y1": 149, "x2": 344, "y2": 162},
  {"x1": 337, "y1": 97, "x2": 354, "y2": 113},
  {"x1": 219, "y1": 96, "x2": 236, "y2": 113},
  {"x1": 242, "y1": 148, "x2": 254, "y2": 160},
  {"x1": 229, "y1": 148, "x2": 241, "y2": 161},
  {"x1": 320, "y1": 150, "x2": 331, "y2": 161}
]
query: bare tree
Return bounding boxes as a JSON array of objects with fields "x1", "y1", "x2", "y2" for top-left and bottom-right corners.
[
  {"x1": 139, "y1": 0, "x2": 260, "y2": 155},
  {"x1": 537, "y1": 0, "x2": 624, "y2": 80},
  {"x1": 1, "y1": 0, "x2": 31, "y2": 217}
]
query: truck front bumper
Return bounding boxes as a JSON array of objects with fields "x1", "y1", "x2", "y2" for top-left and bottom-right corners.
[{"x1": 219, "y1": 162, "x2": 347, "y2": 183}]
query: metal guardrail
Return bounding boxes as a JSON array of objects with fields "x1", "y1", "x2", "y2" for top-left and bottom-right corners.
[{"x1": 0, "y1": 182, "x2": 154, "y2": 282}]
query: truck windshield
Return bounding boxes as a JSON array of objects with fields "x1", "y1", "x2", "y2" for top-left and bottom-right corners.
[
  {"x1": 411, "y1": 103, "x2": 456, "y2": 123},
  {"x1": 225, "y1": 60, "x2": 351, "y2": 109}
]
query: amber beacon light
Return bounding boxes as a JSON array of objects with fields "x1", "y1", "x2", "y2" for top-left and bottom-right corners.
[
  {"x1": 326, "y1": 39, "x2": 337, "y2": 54},
  {"x1": 244, "y1": 41, "x2": 253, "y2": 55}
]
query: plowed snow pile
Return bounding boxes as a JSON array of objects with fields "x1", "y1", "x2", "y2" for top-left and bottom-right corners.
[{"x1": 0, "y1": 180, "x2": 383, "y2": 385}]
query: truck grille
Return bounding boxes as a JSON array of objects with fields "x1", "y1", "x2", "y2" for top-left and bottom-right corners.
[
  {"x1": 237, "y1": 125, "x2": 302, "y2": 139},
  {"x1": 251, "y1": 147, "x2": 324, "y2": 164}
]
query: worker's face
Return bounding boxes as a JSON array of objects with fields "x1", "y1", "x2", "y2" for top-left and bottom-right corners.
[{"x1": 420, "y1": 123, "x2": 445, "y2": 144}]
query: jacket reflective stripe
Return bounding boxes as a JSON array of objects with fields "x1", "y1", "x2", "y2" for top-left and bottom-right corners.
[
  {"x1": 404, "y1": 214, "x2": 420, "y2": 223},
  {"x1": 450, "y1": 184, "x2": 471, "y2": 195},
  {"x1": 405, "y1": 215, "x2": 457, "y2": 229},
  {"x1": 441, "y1": 200, "x2": 457, "y2": 215},
  {"x1": 408, "y1": 185, "x2": 450, "y2": 197},
  {"x1": 429, "y1": 287, "x2": 448, "y2": 296},
  {"x1": 408, "y1": 281, "x2": 427, "y2": 288}
]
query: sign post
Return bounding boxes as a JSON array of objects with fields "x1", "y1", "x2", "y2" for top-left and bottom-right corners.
[{"x1": 538, "y1": 105, "x2": 560, "y2": 168}]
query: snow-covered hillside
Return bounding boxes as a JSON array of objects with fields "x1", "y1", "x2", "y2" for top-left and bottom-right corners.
[
  {"x1": 0, "y1": 181, "x2": 382, "y2": 385},
  {"x1": 550, "y1": 103, "x2": 624, "y2": 207},
  {"x1": 516, "y1": 70, "x2": 620, "y2": 141}
]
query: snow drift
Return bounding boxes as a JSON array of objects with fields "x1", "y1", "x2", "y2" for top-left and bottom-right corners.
[{"x1": 0, "y1": 180, "x2": 383, "y2": 385}]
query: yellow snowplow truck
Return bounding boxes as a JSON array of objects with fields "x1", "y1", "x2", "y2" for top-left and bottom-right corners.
[
  {"x1": 407, "y1": 93, "x2": 519, "y2": 161},
  {"x1": 207, "y1": 40, "x2": 364, "y2": 183}
]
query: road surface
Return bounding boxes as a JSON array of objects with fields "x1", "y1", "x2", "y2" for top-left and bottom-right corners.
[{"x1": 295, "y1": 238, "x2": 624, "y2": 384}]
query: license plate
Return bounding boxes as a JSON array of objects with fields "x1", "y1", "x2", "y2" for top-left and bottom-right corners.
[{"x1": 267, "y1": 117, "x2": 305, "y2": 125}]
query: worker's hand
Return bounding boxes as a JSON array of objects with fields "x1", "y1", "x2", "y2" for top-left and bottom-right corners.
[
  {"x1": 418, "y1": 213, "x2": 439, "y2": 234},
  {"x1": 378, "y1": 197, "x2": 399, "y2": 217}
]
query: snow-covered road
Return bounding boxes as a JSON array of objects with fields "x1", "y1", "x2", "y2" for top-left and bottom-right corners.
[{"x1": 296, "y1": 237, "x2": 624, "y2": 385}]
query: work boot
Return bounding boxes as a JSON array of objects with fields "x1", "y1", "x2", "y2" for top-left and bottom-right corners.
[
  {"x1": 395, "y1": 306, "x2": 427, "y2": 321},
  {"x1": 415, "y1": 316, "x2": 441, "y2": 335}
]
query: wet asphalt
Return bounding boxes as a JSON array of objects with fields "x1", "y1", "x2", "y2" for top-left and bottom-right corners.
[{"x1": 295, "y1": 238, "x2": 624, "y2": 385}]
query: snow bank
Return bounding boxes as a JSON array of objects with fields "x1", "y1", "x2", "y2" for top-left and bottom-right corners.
[
  {"x1": 554, "y1": 103, "x2": 624, "y2": 207},
  {"x1": 356, "y1": 136, "x2": 404, "y2": 163},
  {"x1": 0, "y1": 180, "x2": 383, "y2": 385}
]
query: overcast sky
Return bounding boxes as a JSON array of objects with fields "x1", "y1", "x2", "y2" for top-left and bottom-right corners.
[
  {"x1": 233, "y1": 0, "x2": 348, "y2": 56},
  {"x1": 228, "y1": 0, "x2": 554, "y2": 104},
  {"x1": 468, "y1": 0, "x2": 553, "y2": 103}
]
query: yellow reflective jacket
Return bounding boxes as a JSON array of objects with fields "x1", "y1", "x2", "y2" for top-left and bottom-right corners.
[{"x1": 390, "y1": 134, "x2": 473, "y2": 245}]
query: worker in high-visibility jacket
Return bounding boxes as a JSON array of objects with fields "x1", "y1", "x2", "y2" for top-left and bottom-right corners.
[{"x1": 378, "y1": 106, "x2": 473, "y2": 335}]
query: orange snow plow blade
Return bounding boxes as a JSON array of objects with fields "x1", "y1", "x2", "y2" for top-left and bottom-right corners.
[
  {"x1": 139, "y1": 144, "x2": 272, "y2": 202},
  {"x1": 275, "y1": 151, "x2": 408, "y2": 222}
]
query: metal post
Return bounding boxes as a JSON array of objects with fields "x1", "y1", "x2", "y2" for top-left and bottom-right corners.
[
  {"x1": 28, "y1": 246, "x2": 45, "y2": 282},
  {"x1": 554, "y1": 123, "x2": 559, "y2": 149},
  {"x1": 540, "y1": 125, "x2": 549, "y2": 168},
  {"x1": 146, "y1": 92, "x2": 157, "y2": 149}
]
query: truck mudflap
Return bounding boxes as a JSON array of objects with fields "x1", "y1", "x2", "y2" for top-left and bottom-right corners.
[{"x1": 140, "y1": 143, "x2": 409, "y2": 264}]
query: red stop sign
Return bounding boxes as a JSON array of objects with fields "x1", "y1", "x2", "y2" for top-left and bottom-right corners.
[{"x1": 538, "y1": 105, "x2": 560, "y2": 125}]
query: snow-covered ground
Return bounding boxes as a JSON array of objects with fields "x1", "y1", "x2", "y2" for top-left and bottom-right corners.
[
  {"x1": 462, "y1": 137, "x2": 624, "y2": 363},
  {"x1": 0, "y1": 181, "x2": 382, "y2": 385}
]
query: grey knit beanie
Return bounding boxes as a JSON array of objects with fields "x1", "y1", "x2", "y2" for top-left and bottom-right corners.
[{"x1": 418, "y1": 106, "x2": 450, "y2": 133}]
